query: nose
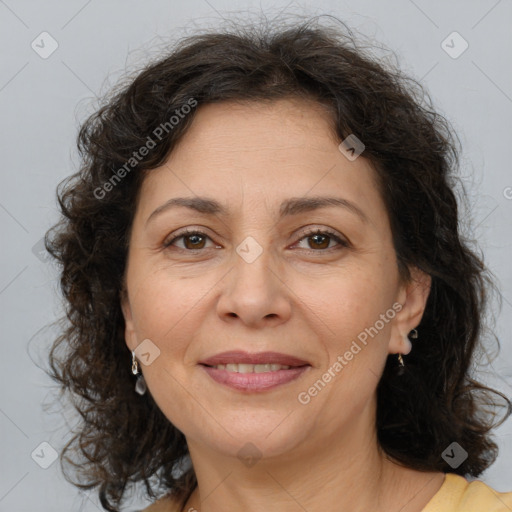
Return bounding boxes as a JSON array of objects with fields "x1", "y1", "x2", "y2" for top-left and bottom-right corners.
[{"x1": 216, "y1": 238, "x2": 292, "y2": 329}]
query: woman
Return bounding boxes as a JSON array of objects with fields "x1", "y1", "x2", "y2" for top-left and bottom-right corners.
[{"x1": 45, "y1": 15, "x2": 512, "y2": 512}]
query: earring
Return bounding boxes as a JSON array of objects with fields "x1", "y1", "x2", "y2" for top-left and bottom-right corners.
[
  {"x1": 397, "y1": 353, "x2": 405, "y2": 376},
  {"x1": 396, "y1": 328, "x2": 419, "y2": 376},
  {"x1": 131, "y1": 351, "x2": 147, "y2": 395}
]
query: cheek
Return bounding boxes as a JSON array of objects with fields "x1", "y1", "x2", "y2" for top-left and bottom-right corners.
[
  {"x1": 303, "y1": 268, "x2": 393, "y2": 333},
  {"x1": 127, "y1": 270, "x2": 195, "y2": 352},
  {"x1": 126, "y1": 267, "x2": 225, "y2": 382},
  {"x1": 305, "y1": 271, "x2": 395, "y2": 380}
]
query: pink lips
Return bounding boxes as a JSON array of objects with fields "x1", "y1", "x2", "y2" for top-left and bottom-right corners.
[
  {"x1": 199, "y1": 350, "x2": 310, "y2": 367},
  {"x1": 199, "y1": 350, "x2": 311, "y2": 392}
]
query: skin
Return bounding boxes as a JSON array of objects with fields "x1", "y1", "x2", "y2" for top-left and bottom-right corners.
[{"x1": 121, "y1": 98, "x2": 445, "y2": 512}]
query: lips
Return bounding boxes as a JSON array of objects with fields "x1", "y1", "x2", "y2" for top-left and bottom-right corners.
[
  {"x1": 199, "y1": 350, "x2": 310, "y2": 368},
  {"x1": 201, "y1": 364, "x2": 310, "y2": 391}
]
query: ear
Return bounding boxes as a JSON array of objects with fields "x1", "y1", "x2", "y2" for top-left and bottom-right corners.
[
  {"x1": 389, "y1": 266, "x2": 431, "y2": 355},
  {"x1": 120, "y1": 288, "x2": 137, "y2": 352}
]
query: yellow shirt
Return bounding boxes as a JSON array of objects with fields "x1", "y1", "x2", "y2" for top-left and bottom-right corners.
[
  {"x1": 422, "y1": 473, "x2": 512, "y2": 511},
  {"x1": 142, "y1": 473, "x2": 512, "y2": 511}
]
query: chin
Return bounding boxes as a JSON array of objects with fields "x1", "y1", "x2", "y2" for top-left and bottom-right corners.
[{"x1": 193, "y1": 414, "x2": 310, "y2": 461}]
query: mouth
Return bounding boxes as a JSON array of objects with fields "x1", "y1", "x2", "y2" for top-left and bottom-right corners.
[
  {"x1": 198, "y1": 351, "x2": 311, "y2": 391},
  {"x1": 199, "y1": 350, "x2": 310, "y2": 367},
  {"x1": 202, "y1": 363, "x2": 299, "y2": 372}
]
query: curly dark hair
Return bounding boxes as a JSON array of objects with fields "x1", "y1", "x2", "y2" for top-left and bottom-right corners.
[{"x1": 44, "y1": 14, "x2": 511, "y2": 512}]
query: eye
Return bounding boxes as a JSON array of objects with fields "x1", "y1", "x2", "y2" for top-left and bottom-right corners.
[
  {"x1": 294, "y1": 228, "x2": 349, "y2": 252},
  {"x1": 163, "y1": 228, "x2": 215, "y2": 251},
  {"x1": 163, "y1": 227, "x2": 349, "y2": 253}
]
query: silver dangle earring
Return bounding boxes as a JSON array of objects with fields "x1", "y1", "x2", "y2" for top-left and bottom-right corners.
[
  {"x1": 397, "y1": 353, "x2": 405, "y2": 376},
  {"x1": 132, "y1": 351, "x2": 147, "y2": 395},
  {"x1": 397, "y1": 328, "x2": 418, "y2": 375}
]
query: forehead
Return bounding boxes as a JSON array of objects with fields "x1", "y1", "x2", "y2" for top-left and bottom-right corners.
[
  {"x1": 136, "y1": 99, "x2": 385, "y2": 224},
  {"x1": 178, "y1": 98, "x2": 340, "y2": 153}
]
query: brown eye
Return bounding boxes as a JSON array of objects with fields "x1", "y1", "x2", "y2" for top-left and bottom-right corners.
[
  {"x1": 295, "y1": 228, "x2": 349, "y2": 252},
  {"x1": 307, "y1": 233, "x2": 331, "y2": 250},
  {"x1": 182, "y1": 233, "x2": 207, "y2": 250},
  {"x1": 164, "y1": 230, "x2": 213, "y2": 251}
]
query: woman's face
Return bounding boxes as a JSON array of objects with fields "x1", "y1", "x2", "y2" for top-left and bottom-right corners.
[{"x1": 121, "y1": 98, "x2": 430, "y2": 460}]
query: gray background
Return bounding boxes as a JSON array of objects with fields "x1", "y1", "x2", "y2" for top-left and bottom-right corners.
[{"x1": 1, "y1": 0, "x2": 511, "y2": 510}]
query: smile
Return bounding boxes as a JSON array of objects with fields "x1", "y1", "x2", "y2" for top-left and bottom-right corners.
[
  {"x1": 200, "y1": 363, "x2": 311, "y2": 391},
  {"x1": 207, "y1": 363, "x2": 292, "y2": 372}
]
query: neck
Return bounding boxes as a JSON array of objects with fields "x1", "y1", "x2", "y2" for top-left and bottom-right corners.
[{"x1": 182, "y1": 400, "x2": 443, "y2": 512}]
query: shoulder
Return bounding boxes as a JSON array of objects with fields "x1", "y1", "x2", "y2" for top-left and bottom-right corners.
[
  {"x1": 422, "y1": 473, "x2": 512, "y2": 512},
  {"x1": 140, "y1": 493, "x2": 181, "y2": 512}
]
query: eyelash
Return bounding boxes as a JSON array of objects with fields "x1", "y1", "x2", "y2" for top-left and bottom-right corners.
[{"x1": 163, "y1": 227, "x2": 349, "y2": 254}]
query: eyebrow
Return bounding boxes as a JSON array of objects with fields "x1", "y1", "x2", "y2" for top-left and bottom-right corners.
[{"x1": 145, "y1": 195, "x2": 369, "y2": 226}]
